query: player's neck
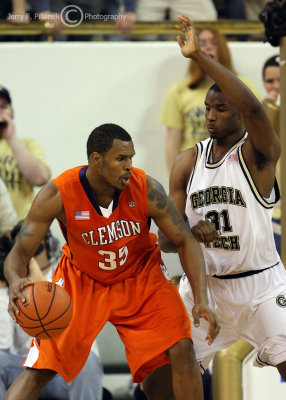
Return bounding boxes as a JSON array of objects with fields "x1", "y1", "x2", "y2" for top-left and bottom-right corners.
[
  {"x1": 86, "y1": 168, "x2": 118, "y2": 207},
  {"x1": 92, "y1": 187, "x2": 117, "y2": 208},
  {"x1": 212, "y1": 130, "x2": 245, "y2": 161}
]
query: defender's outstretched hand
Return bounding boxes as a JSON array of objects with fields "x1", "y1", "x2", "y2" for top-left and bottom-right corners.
[{"x1": 176, "y1": 15, "x2": 199, "y2": 58}]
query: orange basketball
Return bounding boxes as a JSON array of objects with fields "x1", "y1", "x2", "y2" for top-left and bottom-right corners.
[{"x1": 16, "y1": 281, "x2": 73, "y2": 340}]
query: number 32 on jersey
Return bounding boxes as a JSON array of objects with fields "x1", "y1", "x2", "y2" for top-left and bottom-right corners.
[{"x1": 98, "y1": 245, "x2": 128, "y2": 270}]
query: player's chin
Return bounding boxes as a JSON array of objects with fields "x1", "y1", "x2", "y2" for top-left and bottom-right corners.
[
  {"x1": 209, "y1": 131, "x2": 218, "y2": 139},
  {"x1": 118, "y1": 178, "x2": 130, "y2": 190},
  {"x1": 115, "y1": 182, "x2": 126, "y2": 192}
]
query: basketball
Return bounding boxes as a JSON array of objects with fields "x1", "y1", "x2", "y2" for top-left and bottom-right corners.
[{"x1": 16, "y1": 281, "x2": 73, "y2": 340}]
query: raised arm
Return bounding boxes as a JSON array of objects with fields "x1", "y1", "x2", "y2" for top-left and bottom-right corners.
[
  {"x1": 4, "y1": 181, "x2": 64, "y2": 321},
  {"x1": 176, "y1": 15, "x2": 280, "y2": 168},
  {"x1": 147, "y1": 175, "x2": 220, "y2": 344}
]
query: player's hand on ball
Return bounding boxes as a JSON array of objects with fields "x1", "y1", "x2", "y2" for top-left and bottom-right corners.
[
  {"x1": 191, "y1": 220, "x2": 220, "y2": 244},
  {"x1": 8, "y1": 277, "x2": 33, "y2": 322},
  {"x1": 176, "y1": 15, "x2": 199, "y2": 58},
  {"x1": 16, "y1": 281, "x2": 73, "y2": 339}
]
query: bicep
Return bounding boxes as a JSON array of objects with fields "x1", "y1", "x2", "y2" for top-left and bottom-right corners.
[
  {"x1": 169, "y1": 172, "x2": 187, "y2": 219},
  {"x1": 243, "y1": 105, "x2": 281, "y2": 164},
  {"x1": 147, "y1": 176, "x2": 189, "y2": 247},
  {"x1": 13, "y1": 182, "x2": 63, "y2": 257},
  {"x1": 168, "y1": 147, "x2": 196, "y2": 217}
]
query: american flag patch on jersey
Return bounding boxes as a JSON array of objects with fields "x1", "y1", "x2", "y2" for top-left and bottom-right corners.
[
  {"x1": 75, "y1": 211, "x2": 90, "y2": 220},
  {"x1": 227, "y1": 153, "x2": 238, "y2": 164}
]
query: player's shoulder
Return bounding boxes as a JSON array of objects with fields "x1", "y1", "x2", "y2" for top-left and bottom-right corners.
[
  {"x1": 170, "y1": 146, "x2": 197, "y2": 189},
  {"x1": 175, "y1": 146, "x2": 197, "y2": 172},
  {"x1": 53, "y1": 166, "x2": 86, "y2": 186}
]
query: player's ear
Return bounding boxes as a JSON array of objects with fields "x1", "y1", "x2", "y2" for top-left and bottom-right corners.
[{"x1": 89, "y1": 152, "x2": 102, "y2": 166}]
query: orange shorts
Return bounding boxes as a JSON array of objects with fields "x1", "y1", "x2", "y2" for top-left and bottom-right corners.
[{"x1": 24, "y1": 255, "x2": 191, "y2": 383}]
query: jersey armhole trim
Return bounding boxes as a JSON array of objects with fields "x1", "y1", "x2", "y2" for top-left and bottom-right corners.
[
  {"x1": 238, "y1": 146, "x2": 278, "y2": 209},
  {"x1": 186, "y1": 142, "x2": 202, "y2": 194}
]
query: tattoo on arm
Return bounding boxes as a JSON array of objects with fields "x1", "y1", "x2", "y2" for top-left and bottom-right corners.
[
  {"x1": 166, "y1": 200, "x2": 188, "y2": 233},
  {"x1": 147, "y1": 177, "x2": 188, "y2": 233},
  {"x1": 147, "y1": 179, "x2": 167, "y2": 210},
  {"x1": 16, "y1": 224, "x2": 33, "y2": 242}
]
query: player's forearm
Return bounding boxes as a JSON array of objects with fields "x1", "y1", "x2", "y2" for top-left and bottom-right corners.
[
  {"x1": 4, "y1": 249, "x2": 30, "y2": 285},
  {"x1": 158, "y1": 229, "x2": 177, "y2": 253},
  {"x1": 7, "y1": 136, "x2": 50, "y2": 186},
  {"x1": 177, "y1": 237, "x2": 208, "y2": 304},
  {"x1": 191, "y1": 49, "x2": 261, "y2": 113}
]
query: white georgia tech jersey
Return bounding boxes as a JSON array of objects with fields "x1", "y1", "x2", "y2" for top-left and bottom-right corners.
[{"x1": 185, "y1": 133, "x2": 280, "y2": 276}]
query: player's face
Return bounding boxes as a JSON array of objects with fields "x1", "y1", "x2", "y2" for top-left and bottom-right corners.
[
  {"x1": 198, "y1": 30, "x2": 218, "y2": 60},
  {"x1": 263, "y1": 66, "x2": 280, "y2": 100},
  {"x1": 101, "y1": 139, "x2": 135, "y2": 191},
  {"x1": 205, "y1": 90, "x2": 241, "y2": 140}
]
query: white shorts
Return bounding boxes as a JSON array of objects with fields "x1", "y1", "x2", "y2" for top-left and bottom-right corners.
[
  {"x1": 136, "y1": 0, "x2": 217, "y2": 21},
  {"x1": 179, "y1": 262, "x2": 286, "y2": 371}
]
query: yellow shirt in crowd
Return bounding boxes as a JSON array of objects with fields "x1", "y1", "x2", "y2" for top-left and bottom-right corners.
[{"x1": 0, "y1": 138, "x2": 51, "y2": 220}]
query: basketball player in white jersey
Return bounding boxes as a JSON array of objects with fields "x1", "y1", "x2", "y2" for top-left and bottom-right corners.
[{"x1": 159, "y1": 15, "x2": 286, "y2": 379}]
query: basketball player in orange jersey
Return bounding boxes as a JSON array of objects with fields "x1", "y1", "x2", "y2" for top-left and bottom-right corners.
[{"x1": 4, "y1": 123, "x2": 220, "y2": 400}]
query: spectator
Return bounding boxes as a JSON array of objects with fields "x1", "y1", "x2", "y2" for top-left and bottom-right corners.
[
  {"x1": 49, "y1": 0, "x2": 136, "y2": 40},
  {"x1": 262, "y1": 55, "x2": 280, "y2": 134},
  {"x1": 136, "y1": 0, "x2": 217, "y2": 22},
  {"x1": 1, "y1": 0, "x2": 64, "y2": 36},
  {"x1": 244, "y1": 0, "x2": 267, "y2": 20},
  {"x1": 160, "y1": 27, "x2": 259, "y2": 172},
  {"x1": 0, "y1": 226, "x2": 103, "y2": 400},
  {"x1": 214, "y1": 0, "x2": 246, "y2": 19},
  {"x1": 106, "y1": 0, "x2": 137, "y2": 35},
  {"x1": 262, "y1": 55, "x2": 280, "y2": 254},
  {"x1": 0, "y1": 86, "x2": 51, "y2": 219},
  {"x1": 1, "y1": 0, "x2": 137, "y2": 40},
  {"x1": 0, "y1": 178, "x2": 17, "y2": 237}
]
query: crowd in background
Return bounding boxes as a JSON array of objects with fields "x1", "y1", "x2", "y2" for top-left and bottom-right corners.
[{"x1": 0, "y1": 0, "x2": 270, "y2": 41}]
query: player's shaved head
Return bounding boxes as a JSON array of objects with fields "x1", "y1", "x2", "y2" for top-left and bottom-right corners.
[
  {"x1": 208, "y1": 83, "x2": 222, "y2": 93},
  {"x1": 87, "y1": 123, "x2": 132, "y2": 159}
]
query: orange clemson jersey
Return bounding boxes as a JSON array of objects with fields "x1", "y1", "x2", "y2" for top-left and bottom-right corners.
[{"x1": 52, "y1": 166, "x2": 162, "y2": 284}]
